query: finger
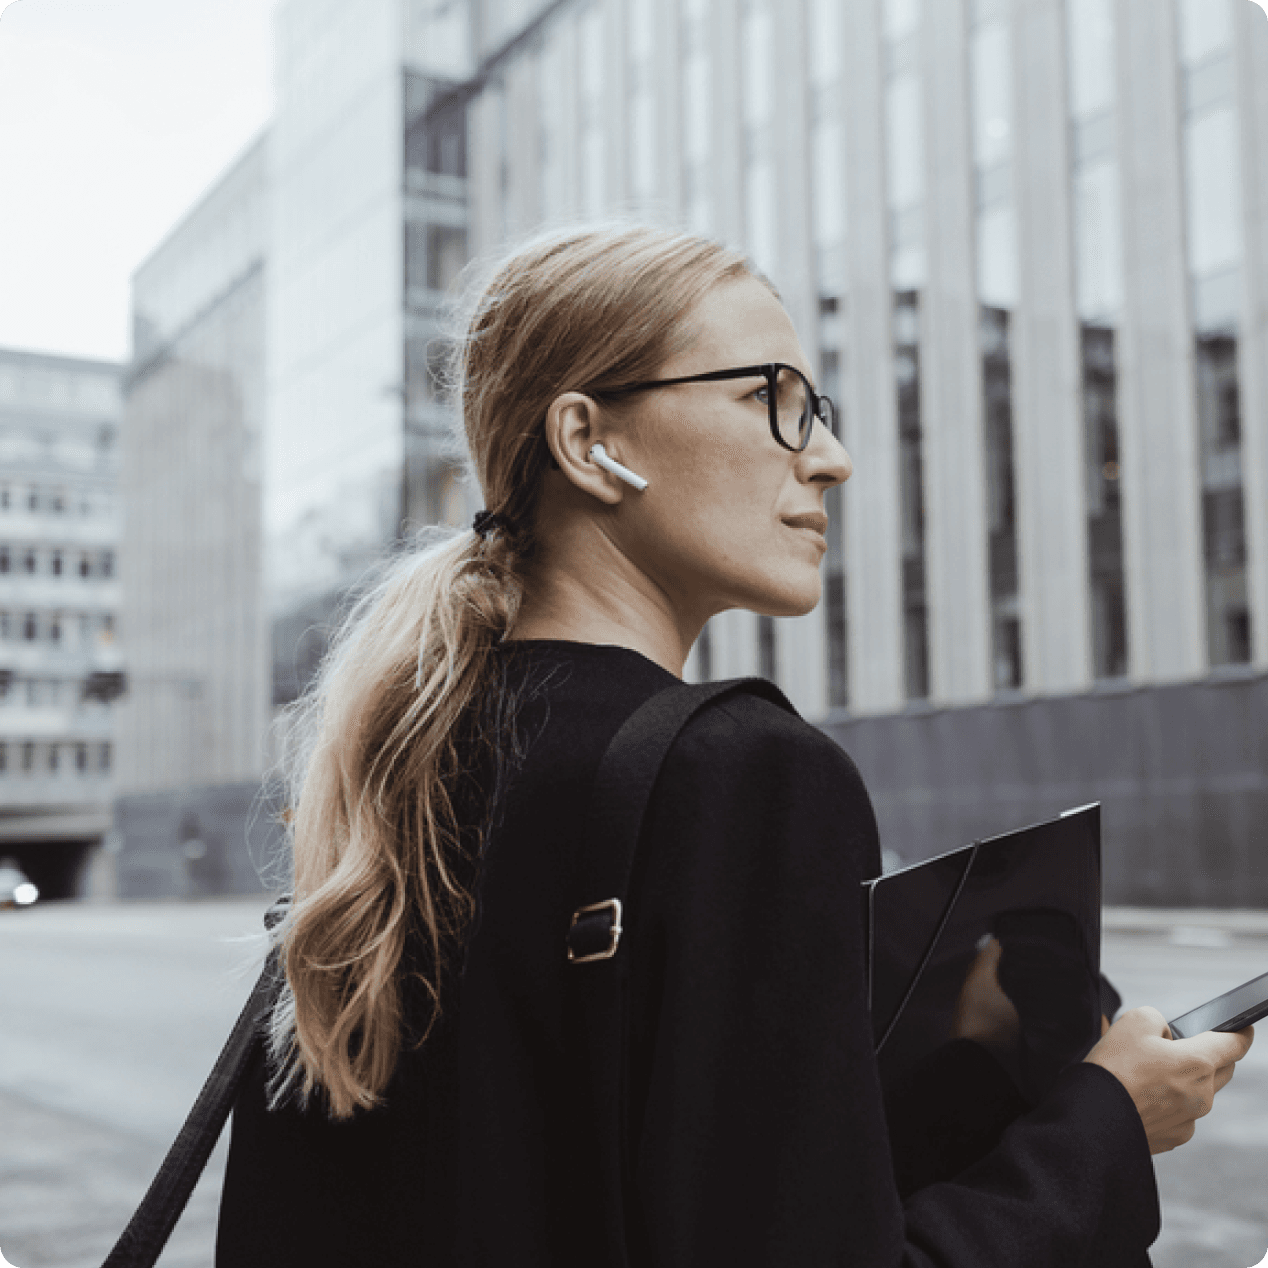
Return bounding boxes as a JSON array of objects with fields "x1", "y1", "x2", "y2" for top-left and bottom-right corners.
[
  {"x1": 1189, "y1": 1029, "x2": 1255, "y2": 1065},
  {"x1": 1124, "y1": 1005, "x2": 1172, "y2": 1036}
]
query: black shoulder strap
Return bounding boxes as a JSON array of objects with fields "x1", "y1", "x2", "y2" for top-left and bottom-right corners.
[
  {"x1": 100, "y1": 896, "x2": 290, "y2": 1268},
  {"x1": 564, "y1": 675, "x2": 798, "y2": 1268},
  {"x1": 565, "y1": 675, "x2": 796, "y2": 962}
]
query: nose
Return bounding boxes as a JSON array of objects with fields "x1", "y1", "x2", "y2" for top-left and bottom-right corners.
[{"x1": 802, "y1": 421, "x2": 852, "y2": 487}]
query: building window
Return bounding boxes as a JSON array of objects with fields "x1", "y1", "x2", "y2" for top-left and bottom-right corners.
[
  {"x1": 981, "y1": 307, "x2": 1022, "y2": 689},
  {"x1": 1082, "y1": 326, "x2": 1129, "y2": 678},
  {"x1": 895, "y1": 292, "x2": 929, "y2": 700},
  {"x1": 22, "y1": 549, "x2": 36, "y2": 574},
  {"x1": 50, "y1": 488, "x2": 65, "y2": 514},
  {"x1": 0, "y1": 546, "x2": 8, "y2": 574},
  {"x1": 48, "y1": 615, "x2": 61, "y2": 644},
  {"x1": 21, "y1": 742, "x2": 34, "y2": 773},
  {"x1": 0, "y1": 485, "x2": 8, "y2": 510},
  {"x1": 23, "y1": 613, "x2": 37, "y2": 641},
  {"x1": 100, "y1": 550, "x2": 114, "y2": 579},
  {"x1": 27, "y1": 486, "x2": 38, "y2": 512},
  {"x1": 79, "y1": 552, "x2": 91, "y2": 578},
  {"x1": 0, "y1": 612, "x2": 9, "y2": 640},
  {"x1": 48, "y1": 744, "x2": 59, "y2": 773},
  {"x1": 75, "y1": 742, "x2": 87, "y2": 773},
  {"x1": 0, "y1": 743, "x2": 7, "y2": 774},
  {"x1": 826, "y1": 565, "x2": 848, "y2": 709},
  {"x1": 758, "y1": 613, "x2": 777, "y2": 680},
  {"x1": 426, "y1": 224, "x2": 468, "y2": 294},
  {"x1": 51, "y1": 549, "x2": 63, "y2": 576},
  {"x1": 99, "y1": 741, "x2": 112, "y2": 773}
]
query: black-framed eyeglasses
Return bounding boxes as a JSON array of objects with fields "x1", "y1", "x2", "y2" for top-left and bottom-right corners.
[{"x1": 595, "y1": 362, "x2": 839, "y2": 454}]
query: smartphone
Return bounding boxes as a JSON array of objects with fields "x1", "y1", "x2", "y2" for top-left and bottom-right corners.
[{"x1": 1166, "y1": 968, "x2": 1268, "y2": 1039}]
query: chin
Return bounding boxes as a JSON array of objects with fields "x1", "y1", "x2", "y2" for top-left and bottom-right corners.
[{"x1": 755, "y1": 571, "x2": 824, "y2": 618}]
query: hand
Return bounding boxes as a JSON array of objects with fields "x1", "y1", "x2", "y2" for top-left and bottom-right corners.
[
  {"x1": 951, "y1": 935, "x2": 1021, "y2": 1057},
  {"x1": 1082, "y1": 1006, "x2": 1255, "y2": 1155}
]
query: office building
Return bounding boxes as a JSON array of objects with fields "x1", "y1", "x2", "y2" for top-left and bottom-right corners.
[
  {"x1": 114, "y1": 0, "x2": 472, "y2": 894},
  {"x1": 0, "y1": 347, "x2": 122, "y2": 898},
  {"x1": 448, "y1": 0, "x2": 1268, "y2": 905},
  {"x1": 266, "y1": 0, "x2": 473, "y2": 704},
  {"x1": 115, "y1": 135, "x2": 274, "y2": 899}
]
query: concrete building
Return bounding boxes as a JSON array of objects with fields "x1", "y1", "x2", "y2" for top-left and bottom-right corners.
[
  {"x1": 266, "y1": 0, "x2": 472, "y2": 705},
  {"x1": 113, "y1": 0, "x2": 473, "y2": 895},
  {"x1": 114, "y1": 135, "x2": 274, "y2": 900},
  {"x1": 0, "y1": 347, "x2": 123, "y2": 899},
  {"x1": 446, "y1": 0, "x2": 1268, "y2": 905}
]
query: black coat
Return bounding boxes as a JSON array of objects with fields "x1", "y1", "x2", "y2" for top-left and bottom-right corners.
[{"x1": 216, "y1": 639, "x2": 1159, "y2": 1266}]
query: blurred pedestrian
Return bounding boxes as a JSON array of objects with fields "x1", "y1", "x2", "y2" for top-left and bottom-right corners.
[{"x1": 215, "y1": 222, "x2": 1253, "y2": 1267}]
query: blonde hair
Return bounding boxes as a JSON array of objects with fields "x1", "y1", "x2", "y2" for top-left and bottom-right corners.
[{"x1": 268, "y1": 222, "x2": 755, "y2": 1118}]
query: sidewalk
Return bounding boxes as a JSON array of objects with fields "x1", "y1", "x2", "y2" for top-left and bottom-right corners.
[{"x1": 1103, "y1": 907, "x2": 1268, "y2": 938}]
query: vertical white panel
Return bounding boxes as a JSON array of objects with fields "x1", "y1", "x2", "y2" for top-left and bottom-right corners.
[
  {"x1": 920, "y1": 0, "x2": 993, "y2": 704},
  {"x1": 603, "y1": 0, "x2": 630, "y2": 205},
  {"x1": 504, "y1": 54, "x2": 541, "y2": 238},
  {"x1": 772, "y1": 0, "x2": 827, "y2": 720},
  {"x1": 709, "y1": 0, "x2": 745, "y2": 249},
  {"x1": 1011, "y1": 0, "x2": 1093, "y2": 693},
  {"x1": 843, "y1": 0, "x2": 905, "y2": 713},
  {"x1": 710, "y1": 608, "x2": 759, "y2": 678},
  {"x1": 655, "y1": 0, "x2": 684, "y2": 218},
  {"x1": 1114, "y1": 0, "x2": 1206, "y2": 681}
]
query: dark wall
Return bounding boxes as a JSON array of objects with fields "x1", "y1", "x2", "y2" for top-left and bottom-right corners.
[
  {"x1": 821, "y1": 672, "x2": 1268, "y2": 908},
  {"x1": 114, "y1": 781, "x2": 287, "y2": 900},
  {"x1": 1, "y1": 839, "x2": 97, "y2": 901}
]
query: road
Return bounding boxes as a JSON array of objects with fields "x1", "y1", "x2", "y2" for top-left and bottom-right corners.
[{"x1": 0, "y1": 899, "x2": 1265, "y2": 1268}]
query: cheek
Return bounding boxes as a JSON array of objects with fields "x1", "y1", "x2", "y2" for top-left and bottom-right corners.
[{"x1": 645, "y1": 403, "x2": 782, "y2": 550}]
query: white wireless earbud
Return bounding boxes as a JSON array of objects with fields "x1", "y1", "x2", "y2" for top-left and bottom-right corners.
[{"x1": 588, "y1": 443, "x2": 649, "y2": 491}]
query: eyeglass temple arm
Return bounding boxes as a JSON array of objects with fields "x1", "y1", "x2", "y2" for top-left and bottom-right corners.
[{"x1": 600, "y1": 364, "x2": 780, "y2": 396}]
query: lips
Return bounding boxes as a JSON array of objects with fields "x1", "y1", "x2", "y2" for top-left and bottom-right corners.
[
  {"x1": 782, "y1": 513, "x2": 829, "y2": 537},
  {"x1": 784, "y1": 520, "x2": 828, "y2": 551}
]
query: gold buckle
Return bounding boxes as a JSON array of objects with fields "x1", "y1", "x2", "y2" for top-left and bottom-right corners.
[{"x1": 567, "y1": 898, "x2": 623, "y2": 963}]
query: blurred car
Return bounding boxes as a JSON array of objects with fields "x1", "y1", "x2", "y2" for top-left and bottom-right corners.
[{"x1": 0, "y1": 857, "x2": 39, "y2": 909}]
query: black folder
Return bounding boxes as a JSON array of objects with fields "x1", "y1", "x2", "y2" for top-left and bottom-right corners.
[{"x1": 862, "y1": 803, "x2": 1104, "y2": 1104}]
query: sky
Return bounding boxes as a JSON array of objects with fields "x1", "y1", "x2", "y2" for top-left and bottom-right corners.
[{"x1": 0, "y1": 0, "x2": 277, "y2": 365}]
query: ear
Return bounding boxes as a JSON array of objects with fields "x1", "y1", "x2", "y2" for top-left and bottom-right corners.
[{"x1": 543, "y1": 391, "x2": 625, "y2": 507}]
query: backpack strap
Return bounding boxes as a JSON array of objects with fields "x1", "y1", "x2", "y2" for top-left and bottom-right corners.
[
  {"x1": 100, "y1": 895, "x2": 290, "y2": 1268},
  {"x1": 565, "y1": 675, "x2": 799, "y2": 1267}
]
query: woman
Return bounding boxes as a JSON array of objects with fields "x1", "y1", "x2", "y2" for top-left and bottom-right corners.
[{"x1": 216, "y1": 223, "x2": 1253, "y2": 1266}]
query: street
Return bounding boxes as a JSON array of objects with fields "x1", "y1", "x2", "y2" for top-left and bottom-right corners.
[{"x1": 0, "y1": 899, "x2": 1265, "y2": 1268}]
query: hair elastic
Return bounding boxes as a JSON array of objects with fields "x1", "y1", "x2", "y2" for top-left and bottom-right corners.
[{"x1": 472, "y1": 509, "x2": 515, "y2": 539}]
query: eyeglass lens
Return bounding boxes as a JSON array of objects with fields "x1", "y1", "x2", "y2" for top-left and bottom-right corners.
[{"x1": 771, "y1": 366, "x2": 834, "y2": 450}]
